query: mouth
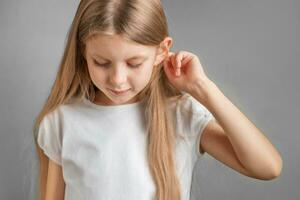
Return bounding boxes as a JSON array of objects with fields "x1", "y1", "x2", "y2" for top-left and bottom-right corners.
[{"x1": 109, "y1": 88, "x2": 131, "y2": 95}]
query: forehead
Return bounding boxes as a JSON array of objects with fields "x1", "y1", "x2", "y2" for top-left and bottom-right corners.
[{"x1": 85, "y1": 34, "x2": 157, "y2": 59}]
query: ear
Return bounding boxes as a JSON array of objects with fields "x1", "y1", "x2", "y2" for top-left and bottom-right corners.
[{"x1": 154, "y1": 36, "x2": 173, "y2": 66}]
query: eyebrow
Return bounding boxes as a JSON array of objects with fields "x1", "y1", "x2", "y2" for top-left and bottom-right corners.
[{"x1": 93, "y1": 54, "x2": 148, "y2": 62}]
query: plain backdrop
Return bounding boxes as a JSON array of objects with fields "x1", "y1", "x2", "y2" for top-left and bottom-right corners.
[{"x1": 0, "y1": 0, "x2": 299, "y2": 199}]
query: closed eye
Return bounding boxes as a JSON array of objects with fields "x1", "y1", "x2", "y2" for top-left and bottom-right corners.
[
  {"x1": 92, "y1": 60, "x2": 142, "y2": 68},
  {"x1": 128, "y1": 63, "x2": 142, "y2": 68}
]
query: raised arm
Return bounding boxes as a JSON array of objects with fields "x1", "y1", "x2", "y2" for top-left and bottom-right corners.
[{"x1": 193, "y1": 79, "x2": 282, "y2": 180}]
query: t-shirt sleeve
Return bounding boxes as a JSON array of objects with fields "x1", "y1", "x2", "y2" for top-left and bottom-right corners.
[
  {"x1": 179, "y1": 93, "x2": 215, "y2": 158},
  {"x1": 36, "y1": 109, "x2": 63, "y2": 165}
]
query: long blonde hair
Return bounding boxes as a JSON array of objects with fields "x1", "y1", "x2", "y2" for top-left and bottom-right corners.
[{"x1": 33, "y1": 0, "x2": 183, "y2": 199}]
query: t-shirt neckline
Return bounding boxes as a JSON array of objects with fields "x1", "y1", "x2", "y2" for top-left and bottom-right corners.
[{"x1": 83, "y1": 96, "x2": 146, "y2": 111}]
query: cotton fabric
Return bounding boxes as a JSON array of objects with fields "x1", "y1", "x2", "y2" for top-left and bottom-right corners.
[{"x1": 36, "y1": 93, "x2": 215, "y2": 200}]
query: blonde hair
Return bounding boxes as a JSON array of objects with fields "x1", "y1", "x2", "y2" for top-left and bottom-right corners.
[{"x1": 33, "y1": 0, "x2": 184, "y2": 199}]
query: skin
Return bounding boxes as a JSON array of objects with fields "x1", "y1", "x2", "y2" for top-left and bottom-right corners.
[{"x1": 44, "y1": 160, "x2": 65, "y2": 200}]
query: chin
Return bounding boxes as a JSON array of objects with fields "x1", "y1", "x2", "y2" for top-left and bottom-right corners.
[{"x1": 104, "y1": 90, "x2": 139, "y2": 105}]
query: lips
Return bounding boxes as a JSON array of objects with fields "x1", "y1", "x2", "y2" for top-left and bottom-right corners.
[{"x1": 109, "y1": 88, "x2": 131, "y2": 95}]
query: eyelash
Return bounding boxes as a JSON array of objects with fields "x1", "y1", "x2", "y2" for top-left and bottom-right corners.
[{"x1": 93, "y1": 61, "x2": 142, "y2": 68}]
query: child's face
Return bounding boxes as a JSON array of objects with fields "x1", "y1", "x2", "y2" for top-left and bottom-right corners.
[{"x1": 84, "y1": 34, "x2": 171, "y2": 106}]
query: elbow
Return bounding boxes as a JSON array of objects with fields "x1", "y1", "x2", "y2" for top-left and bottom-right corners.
[
  {"x1": 265, "y1": 155, "x2": 283, "y2": 180},
  {"x1": 272, "y1": 158, "x2": 283, "y2": 179},
  {"x1": 252, "y1": 154, "x2": 283, "y2": 181}
]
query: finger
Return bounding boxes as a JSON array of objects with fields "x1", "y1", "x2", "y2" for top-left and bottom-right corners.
[
  {"x1": 167, "y1": 52, "x2": 174, "y2": 62},
  {"x1": 167, "y1": 52, "x2": 178, "y2": 76},
  {"x1": 171, "y1": 54, "x2": 176, "y2": 70},
  {"x1": 168, "y1": 52, "x2": 175, "y2": 57},
  {"x1": 163, "y1": 57, "x2": 176, "y2": 77},
  {"x1": 181, "y1": 54, "x2": 193, "y2": 67},
  {"x1": 175, "y1": 52, "x2": 183, "y2": 76}
]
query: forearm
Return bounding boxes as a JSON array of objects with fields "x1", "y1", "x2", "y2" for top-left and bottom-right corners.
[{"x1": 190, "y1": 78, "x2": 283, "y2": 177}]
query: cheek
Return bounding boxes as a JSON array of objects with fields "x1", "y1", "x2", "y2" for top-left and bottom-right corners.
[
  {"x1": 87, "y1": 65, "x2": 106, "y2": 84},
  {"x1": 93, "y1": 72, "x2": 106, "y2": 84},
  {"x1": 134, "y1": 65, "x2": 154, "y2": 86}
]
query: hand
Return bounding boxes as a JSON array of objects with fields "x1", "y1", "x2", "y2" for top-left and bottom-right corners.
[{"x1": 163, "y1": 51, "x2": 211, "y2": 94}]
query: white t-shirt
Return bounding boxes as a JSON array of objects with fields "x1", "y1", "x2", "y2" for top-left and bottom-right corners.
[{"x1": 36, "y1": 93, "x2": 215, "y2": 200}]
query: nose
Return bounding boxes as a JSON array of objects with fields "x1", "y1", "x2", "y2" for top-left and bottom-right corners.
[{"x1": 109, "y1": 65, "x2": 127, "y2": 87}]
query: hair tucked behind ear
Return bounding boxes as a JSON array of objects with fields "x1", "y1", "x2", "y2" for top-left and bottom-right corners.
[{"x1": 33, "y1": 1, "x2": 183, "y2": 199}]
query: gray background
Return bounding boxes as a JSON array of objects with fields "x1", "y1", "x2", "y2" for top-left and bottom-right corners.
[{"x1": 0, "y1": 0, "x2": 298, "y2": 199}]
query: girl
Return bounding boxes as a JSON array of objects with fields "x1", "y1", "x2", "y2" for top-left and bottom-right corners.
[{"x1": 33, "y1": 0, "x2": 282, "y2": 200}]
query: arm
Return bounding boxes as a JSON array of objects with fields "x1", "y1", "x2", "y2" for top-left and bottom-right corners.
[
  {"x1": 192, "y1": 79, "x2": 283, "y2": 180},
  {"x1": 200, "y1": 120, "x2": 256, "y2": 178},
  {"x1": 162, "y1": 50, "x2": 282, "y2": 179},
  {"x1": 37, "y1": 144, "x2": 65, "y2": 200},
  {"x1": 37, "y1": 144, "x2": 49, "y2": 200},
  {"x1": 45, "y1": 159, "x2": 65, "y2": 200}
]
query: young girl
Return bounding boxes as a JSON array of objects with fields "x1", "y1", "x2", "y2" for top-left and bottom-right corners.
[{"x1": 33, "y1": 0, "x2": 282, "y2": 200}]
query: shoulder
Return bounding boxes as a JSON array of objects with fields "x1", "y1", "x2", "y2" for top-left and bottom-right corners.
[
  {"x1": 167, "y1": 92, "x2": 209, "y2": 115},
  {"x1": 36, "y1": 103, "x2": 74, "y2": 139},
  {"x1": 167, "y1": 92, "x2": 215, "y2": 136},
  {"x1": 43, "y1": 98, "x2": 88, "y2": 124},
  {"x1": 38, "y1": 97, "x2": 99, "y2": 134}
]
